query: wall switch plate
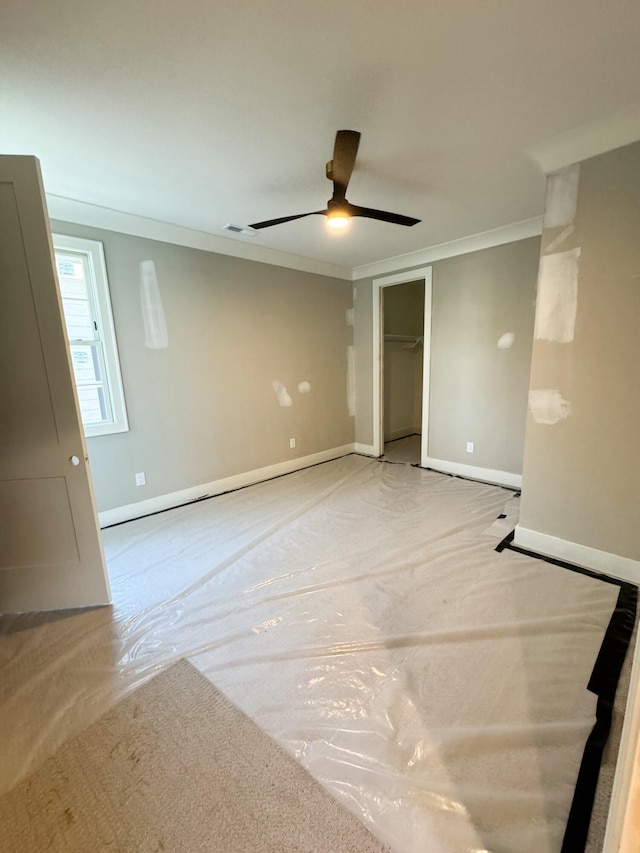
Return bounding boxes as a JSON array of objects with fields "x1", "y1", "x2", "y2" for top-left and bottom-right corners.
[
  {"x1": 466, "y1": 442, "x2": 474, "y2": 453},
  {"x1": 289, "y1": 438, "x2": 296, "y2": 449},
  {"x1": 135, "y1": 472, "x2": 146, "y2": 486}
]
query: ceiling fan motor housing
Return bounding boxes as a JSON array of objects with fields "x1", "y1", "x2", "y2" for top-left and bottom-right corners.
[{"x1": 327, "y1": 198, "x2": 350, "y2": 217}]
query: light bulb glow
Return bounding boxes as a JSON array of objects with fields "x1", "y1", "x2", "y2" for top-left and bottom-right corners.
[{"x1": 327, "y1": 215, "x2": 349, "y2": 229}]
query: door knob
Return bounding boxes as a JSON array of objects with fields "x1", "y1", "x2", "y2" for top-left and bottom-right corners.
[{"x1": 70, "y1": 455, "x2": 80, "y2": 466}]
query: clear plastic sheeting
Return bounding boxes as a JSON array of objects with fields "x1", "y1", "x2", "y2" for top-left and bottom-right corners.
[{"x1": 0, "y1": 456, "x2": 622, "y2": 852}]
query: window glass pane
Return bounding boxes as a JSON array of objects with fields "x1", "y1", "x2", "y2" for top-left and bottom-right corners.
[
  {"x1": 70, "y1": 345, "x2": 102, "y2": 385},
  {"x1": 76, "y1": 386, "x2": 108, "y2": 425},
  {"x1": 56, "y1": 253, "x2": 97, "y2": 341},
  {"x1": 53, "y1": 234, "x2": 129, "y2": 436},
  {"x1": 56, "y1": 255, "x2": 86, "y2": 295},
  {"x1": 62, "y1": 299, "x2": 95, "y2": 341}
]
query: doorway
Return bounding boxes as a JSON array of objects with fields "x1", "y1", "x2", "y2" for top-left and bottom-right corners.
[
  {"x1": 382, "y1": 280, "x2": 424, "y2": 463},
  {"x1": 372, "y1": 267, "x2": 432, "y2": 465}
]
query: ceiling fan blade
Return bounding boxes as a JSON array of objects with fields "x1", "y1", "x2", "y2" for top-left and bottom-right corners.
[
  {"x1": 330, "y1": 130, "x2": 361, "y2": 198},
  {"x1": 348, "y1": 204, "x2": 421, "y2": 227},
  {"x1": 249, "y1": 211, "x2": 326, "y2": 230}
]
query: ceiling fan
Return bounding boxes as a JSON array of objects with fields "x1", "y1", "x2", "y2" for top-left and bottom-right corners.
[{"x1": 249, "y1": 130, "x2": 421, "y2": 231}]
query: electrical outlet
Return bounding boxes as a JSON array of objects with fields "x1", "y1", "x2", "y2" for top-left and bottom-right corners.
[
  {"x1": 135, "y1": 472, "x2": 146, "y2": 486},
  {"x1": 289, "y1": 438, "x2": 296, "y2": 449},
  {"x1": 466, "y1": 442, "x2": 474, "y2": 453}
]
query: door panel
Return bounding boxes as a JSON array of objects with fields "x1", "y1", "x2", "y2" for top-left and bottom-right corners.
[
  {"x1": 0, "y1": 155, "x2": 110, "y2": 613},
  {"x1": 0, "y1": 479, "x2": 80, "y2": 569},
  {"x1": 0, "y1": 182, "x2": 59, "y2": 446}
]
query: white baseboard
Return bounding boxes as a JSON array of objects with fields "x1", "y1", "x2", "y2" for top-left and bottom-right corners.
[
  {"x1": 384, "y1": 427, "x2": 420, "y2": 442},
  {"x1": 99, "y1": 444, "x2": 355, "y2": 527},
  {"x1": 354, "y1": 443, "x2": 378, "y2": 457},
  {"x1": 422, "y1": 456, "x2": 522, "y2": 489},
  {"x1": 513, "y1": 526, "x2": 640, "y2": 583}
]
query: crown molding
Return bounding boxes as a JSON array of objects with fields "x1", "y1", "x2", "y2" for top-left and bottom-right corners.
[
  {"x1": 46, "y1": 194, "x2": 352, "y2": 281},
  {"x1": 526, "y1": 108, "x2": 640, "y2": 175},
  {"x1": 44, "y1": 112, "x2": 640, "y2": 281},
  {"x1": 46, "y1": 194, "x2": 548, "y2": 282},
  {"x1": 351, "y1": 217, "x2": 543, "y2": 280}
]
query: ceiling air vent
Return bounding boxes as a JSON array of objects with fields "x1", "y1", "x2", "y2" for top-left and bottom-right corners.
[{"x1": 223, "y1": 223, "x2": 257, "y2": 236}]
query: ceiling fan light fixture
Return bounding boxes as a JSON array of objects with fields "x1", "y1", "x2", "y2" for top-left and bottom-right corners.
[{"x1": 326, "y1": 212, "x2": 350, "y2": 229}]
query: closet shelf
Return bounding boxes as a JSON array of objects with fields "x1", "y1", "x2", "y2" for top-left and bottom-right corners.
[{"x1": 384, "y1": 334, "x2": 423, "y2": 344}]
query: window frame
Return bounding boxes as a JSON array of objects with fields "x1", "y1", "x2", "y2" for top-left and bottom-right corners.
[{"x1": 53, "y1": 233, "x2": 129, "y2": 438}]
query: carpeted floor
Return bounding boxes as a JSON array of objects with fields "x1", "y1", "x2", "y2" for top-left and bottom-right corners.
[{"x1": 0, "y1": 659, "x2": 390, "y2": 853}]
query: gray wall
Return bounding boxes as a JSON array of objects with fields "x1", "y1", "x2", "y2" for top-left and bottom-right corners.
[
  {"x1": 354, "y1": 237, "x2": 540, "y2": 473},
  {"x1": 429, "y1": 239, "x2": 539, "y2": 472},
  {"x1": 353, "y1": 280, "x2": 374, "y2": 446},
  {"x1": 519, "y1": 143, "x2": 640, "y2": 560},
  {"x1": 52, "y1": 221, "x2": 354, "y2": 512},
  {"x1": 384, "y1": 280, "x2": 425, "y2": 336}
]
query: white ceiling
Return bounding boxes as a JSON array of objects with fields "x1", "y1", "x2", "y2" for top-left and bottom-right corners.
[{"x1": 3, "y1": 0, "x2": 640, "y2": 270}]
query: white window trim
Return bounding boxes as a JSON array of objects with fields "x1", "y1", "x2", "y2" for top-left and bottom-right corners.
[{"x1": 53, "y1": 233, "x2": 129, "y2": 438}]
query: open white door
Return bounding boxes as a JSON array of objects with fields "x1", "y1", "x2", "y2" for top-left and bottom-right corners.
[{"x1": 0, "y1": 156, "x2": 111, "y2": 613}]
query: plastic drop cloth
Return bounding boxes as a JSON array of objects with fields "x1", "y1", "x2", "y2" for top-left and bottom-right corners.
[{"x1": 0, "y1": 455, "x2": 624, "y2": 852}]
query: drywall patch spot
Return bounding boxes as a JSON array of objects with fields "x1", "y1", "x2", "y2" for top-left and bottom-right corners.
[
  {"x1": 544, "y1": 164, "x2": 580, "y2": 229},
  {"x1": 272, "y1": 380, "x2": 293, "y2": 407},
  {"x1": 297, "y1": 380, "x2": 311, "y2": 394},
  {"x1": 139, "y1": 260, "x2": 169, "y2": 349},
  {"x1": 346, "y1": 345, "x2": 356, "y2": 417},
  {"x1": 497, "y1": 332, "x2": 515, "y2": 350},
  {"x1": 529, "y1": 389, "x2": 571, "y2": 425},
  {"x1": 534, "y1": 248, "x2": 580, "y2": 343},
  {"x1": 545, "y1": 224, "x2": 575, "y2": 254},
  {"x1": 345, "y1": 308, "x2": 354, "y2": 326}
]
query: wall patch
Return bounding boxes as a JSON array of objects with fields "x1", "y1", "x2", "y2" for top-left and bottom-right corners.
[
  {"x1": 346, "y1": 345, "x2": 356, "y2": 417},
  {"x1": 272, "y1": 380, "x2": 293, "y2": 407},
  {"x1": 529, "y1": 389, "x2": 572, "y2": 425},
  {"x1": 545, "y1": 224, "x2": 575, "y2": 254},
  {"x1": 139, "y1": 260, "x2": 169, "y2": 349},
  {"x1": 534, "y1": 248, "x2": 580, "y2": 343},
  {"x1": 544, "y1": 164, "x2": 580, "y2": 229},
  {"x1": 497, "y1": 332, "x2": 515, "y2": 350}
]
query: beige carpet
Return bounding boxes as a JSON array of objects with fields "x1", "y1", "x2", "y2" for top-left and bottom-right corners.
[{"x1": 0, "y1": 659, "x2": 390, "y2": 853}]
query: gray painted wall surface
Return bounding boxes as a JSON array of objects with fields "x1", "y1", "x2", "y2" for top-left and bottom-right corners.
[
  {"x1": 519, "y1": 143, "x2": 640, "y2": 560},
  {"x1": 429, "y1": 239, "x2": 539, "y2": 472},
  {"x1": 354, "y1": 237, "x2": 540, "y2": 473},
  {"x1": 384, "y1": 280, "x2": 425, "y2": 337},
  {"x1": 353, "y1": 281, "x2": 374, "y2": 447},
  {"x1": 52, "y1": 221, "x2": 353, "y2": 512}
]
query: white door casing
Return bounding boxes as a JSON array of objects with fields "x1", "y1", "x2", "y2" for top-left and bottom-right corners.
[
  {"x1": 372, "y1": 267, "x2": 433, "y2": 464},
  {"x1": 0, "y1": 155, "x2": 111, "y2": 613}
]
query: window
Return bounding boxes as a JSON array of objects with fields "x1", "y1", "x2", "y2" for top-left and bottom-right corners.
[{"x1": 53, "y1": 234, "x2": 129, "y2": 437}]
